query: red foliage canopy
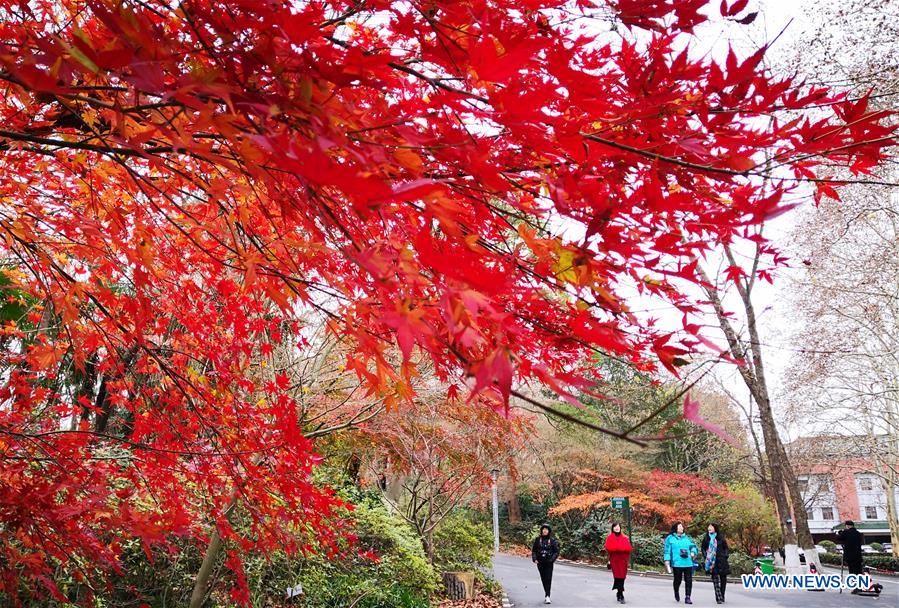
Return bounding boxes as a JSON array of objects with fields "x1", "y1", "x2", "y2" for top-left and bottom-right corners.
[
  {"x1": 551, "y1": 467, "x2": 730, "y2": 527},
  {"x1": 0, "y1": 0, "x2": 894, "y2": 601}
]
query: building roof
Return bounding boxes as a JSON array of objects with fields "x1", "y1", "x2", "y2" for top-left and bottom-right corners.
[{"x1": 787, "y1": 434, "x2": 894, "y2": 461}]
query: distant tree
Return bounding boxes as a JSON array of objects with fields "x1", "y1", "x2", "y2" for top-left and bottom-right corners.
[
  {"x1": 711, "y1": 483, "x2": 782, "y2": 556},
  {"x1": 783, "y1": 0, "x2": 899, "y2": 558}
]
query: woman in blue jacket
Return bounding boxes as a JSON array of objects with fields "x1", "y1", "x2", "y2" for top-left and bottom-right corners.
[{"x1": 664, "y1": 522, "x2": 698, "y2": 604}]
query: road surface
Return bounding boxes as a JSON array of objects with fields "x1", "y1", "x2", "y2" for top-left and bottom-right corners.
[{"x1": 493, "y1": 554, "x2": 898, "y2": 607}]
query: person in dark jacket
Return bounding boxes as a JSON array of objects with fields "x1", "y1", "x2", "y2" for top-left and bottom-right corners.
[
  {"x1": 604, "y1": 522, "x2": 633, "y2": 604},
  {"x1": 701, "y1": 523, "x2": 730, "y2": 604},
  {"x1": 837, "y1": 520, "x2": 865, "y2": 592},
  {"x1": 531, "y1": 524, "x2": 560, "y2": 604}
]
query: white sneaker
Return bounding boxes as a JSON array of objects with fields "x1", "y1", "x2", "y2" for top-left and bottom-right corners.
[{"x1": 545, "y1": 597, "x2": 552, "y2": 604}]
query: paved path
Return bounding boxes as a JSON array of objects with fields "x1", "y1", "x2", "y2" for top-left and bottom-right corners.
[{"x1": 493, "y1": 554, "x2": 898, "y2": 607}]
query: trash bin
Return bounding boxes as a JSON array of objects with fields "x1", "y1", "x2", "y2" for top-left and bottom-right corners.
[{"x1": 756, "y1": 558, "x2": 775, "y2": 575}]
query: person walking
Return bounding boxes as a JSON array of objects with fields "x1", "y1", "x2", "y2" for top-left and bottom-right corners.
[
  {"x1": 665, "y1": 522, "x2": 698, "y2": 604},
  {"x1": 532, "y1": 523, "x2": 560, "y2": 604},
  {"x1": 701, "y1": 523, "x2": 730, "y2": 604},
  {"x1": 605, "y1": 522, "x2": 633, "y2": 604},
  {"x1": 837, "y1": 520, "x2": 864, "y2": 593}
]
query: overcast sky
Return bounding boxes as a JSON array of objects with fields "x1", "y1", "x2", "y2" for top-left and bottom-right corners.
[{"x1": 653, "y1": 0, "x2": 845, "y2": 441}]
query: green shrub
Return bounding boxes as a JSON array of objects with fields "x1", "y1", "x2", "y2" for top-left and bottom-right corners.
[
  {"x1": 348, "y1": 503, "x2": 440, "y2": 596},
  {"x1": 566, "y1": 512, "x2": 610, "y2": 560},
  {"x1": 630, "y1": 532, "x2": 666, "y2": 567},
  {"x1": 819, "y1": 552, "x2": 899, "y2": 572},
  {"x1": 727, "y1": 551, "x2": 755, "y2": 576},
  {"x1": 865, "y1": 555, "x2": 899, "y2": 572},
  {"x1": 432, "y1": 509, "x2": 494, "y2": 573},
  {"x1": 225, "y1": 500, "x2": 438, "y2": 608},
  {"x1": 819, "y1": 540, "x2": 836, "y2": 552},
  {"x1": 870, "y1": 542, "x2": 883, "y2": 552},
  {"x1": 562, "y1": 511, "x2": 666, "y2": 566}
]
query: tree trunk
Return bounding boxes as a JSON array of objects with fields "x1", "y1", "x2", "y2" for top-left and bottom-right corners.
[
  {"x1": 422, "y1": 529, "x2": 435, "y2": 564},
  {"x1": 189, "y1": 499, "x2": 237, "y2": 608},
  {"x1": 752, "y1": 391, "x2": 799, "y2": 545},
  {"x1": 508, "y1": 488, "x2": 522, "y2": 524},
  {"x1": 442, "y1": 572, "x2": 475, "y2": 599},
  {"x1": 740, "y1": 391, "x2": 774, "y2": 502},
  {"x1": 882, "y1": 397, "x2": 899, "y2": 557},
  {"x1": 884, "y1": 473, "x2": 899, "y2": 558},
  {"x1": 871, "y1": 428, "x2": 899, "y2": 558},
  {"x1": 780, "y1": 441, "x2": 819, "y2": 569},
  {"x1": 699, "y1": 254, "x2": 815, "y2": 572}
]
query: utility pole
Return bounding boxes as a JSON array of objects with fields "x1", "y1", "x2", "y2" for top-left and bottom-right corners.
[{"x1": 491, "y1": 469, "x2": 500, "y2": 553}]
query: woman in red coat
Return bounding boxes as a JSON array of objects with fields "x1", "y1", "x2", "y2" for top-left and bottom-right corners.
[{"x1": 604, "y1": 522, "x2": 633, "y2": 604}]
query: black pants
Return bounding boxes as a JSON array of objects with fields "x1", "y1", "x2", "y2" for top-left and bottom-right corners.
[
  {"x1": 846, "y1": 557, "x2": 863, "y2": 575},
  {"x1": 537, "y1": 561, "x2": 554, "y2": 596},
  {"x1": 673, "y1": 567, "x2": 693, "y2": 597},
  {"x1": 613, "y1": 577, "x2": 625, "y2": 599},
  {"x1": 711, "y1": 571, "x2": 726, "y2": 602}
]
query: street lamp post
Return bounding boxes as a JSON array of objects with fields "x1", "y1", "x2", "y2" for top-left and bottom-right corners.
[{"x1": 491, "y1": 469, "x2": 500, "y2": 554}]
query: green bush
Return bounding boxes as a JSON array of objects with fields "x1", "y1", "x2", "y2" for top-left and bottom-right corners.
[
  {"x1": 819, "y1": 540, "x2": 836, "y2": 552},
  {"x1": 819, "y1": 552, "x2": 899, "y2": 572},
  {"x1": 865, "y1": 555, "x2": 899, "y2": 572},
  {"x1": 225, "y1": 500, "x2": 438, "y2": 608},
  {"x1": 105, "y1": 500, "x2": 438, "y2": 608},
  {"x1": 356, "y1": 503, "x2": 440, "y2": 594},
  {"x1": 630, "y1": 532, "x2": 666, "y2": 567},
  {"x1": 566, "y1": 512, "x2": 610, "y2": 560},
  {"x1": 870, "y1": 542, "x2": 883, "y2": 552},
  {"x1": 728, "y1": 551, "x2": 755, "y2": 576},
  {"x1": 561, "y1": 511, "x2": 667, "y2": 567},
  {"x1": 432, "y1": 509, "x2": 494, "y2": 573}
]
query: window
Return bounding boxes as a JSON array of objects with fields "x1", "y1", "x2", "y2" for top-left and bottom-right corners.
[
  {"x1": 798, "y1": 479, "x2": 809, "y2": 494},
  {"x1": 859, "y1": 477, "x2": 873, "y2": 492},
  {"x1": 806, "y1": 508, "x2": 815, "y2": 521},
  {"x1": 821, "y1": 507, "x2": 834, "y2": 520},
  {"x1": 865, "y1": 506, "x2": 878, "y2": 520}
]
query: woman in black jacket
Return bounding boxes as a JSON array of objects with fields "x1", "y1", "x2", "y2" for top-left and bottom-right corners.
[
  {"x1": 531, "y1": 524, "x2": 560, "y2": 604},
  {"x1": 701, "y1": 523, "x2": 730, "y2": 604}
]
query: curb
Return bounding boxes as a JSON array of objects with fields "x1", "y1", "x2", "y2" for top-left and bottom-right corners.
[
  {"x1": 501, "y1": 590, "x2": 513, "y2": 607},
  {"x1": 554, "y1": 558, "x2": 743, "y2": 584}
]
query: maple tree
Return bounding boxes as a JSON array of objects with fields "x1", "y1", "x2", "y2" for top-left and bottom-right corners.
[
  {"x1": 360, "y1": 385, "x2": 527, "y2": 561},
  {"x1": 549, "y1": 462, "x2": 729, "y2": 528},
  {"x1": 0, "y1": 0, "x2": 895, "y2": 603}
]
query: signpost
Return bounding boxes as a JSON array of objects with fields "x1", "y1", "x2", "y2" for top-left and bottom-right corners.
[{"x1": 611, "y1": 496, "x2": 633, "y2": 566}]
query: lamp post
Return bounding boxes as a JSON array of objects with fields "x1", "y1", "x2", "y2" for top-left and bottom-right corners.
[{"x1": 491, "y1": 468, "x2": 500, "y2": 553}]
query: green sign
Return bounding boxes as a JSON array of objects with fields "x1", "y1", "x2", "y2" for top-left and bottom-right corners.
[
  {"x1": 611, "y1": 496, "x2": 633, "y2": 566},
  {"x1": 611, "y1": 496, "x2": 628, "y2": 509}
]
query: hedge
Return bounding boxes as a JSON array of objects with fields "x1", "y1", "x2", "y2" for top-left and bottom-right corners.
[
  {"x1": 820, "y1": 552, "x2": 899, "y2": 572},
  {"x1": 865, "y1": 555, "x2": 899, "y2": 572}
]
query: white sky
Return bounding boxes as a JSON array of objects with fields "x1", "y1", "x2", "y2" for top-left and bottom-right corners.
[
  {"x1": 629, "y1": 0, "x2": 846, "y2": 440},
  {"x1": 707, "y1": 0, "x2": 838, "y2": 441}
]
